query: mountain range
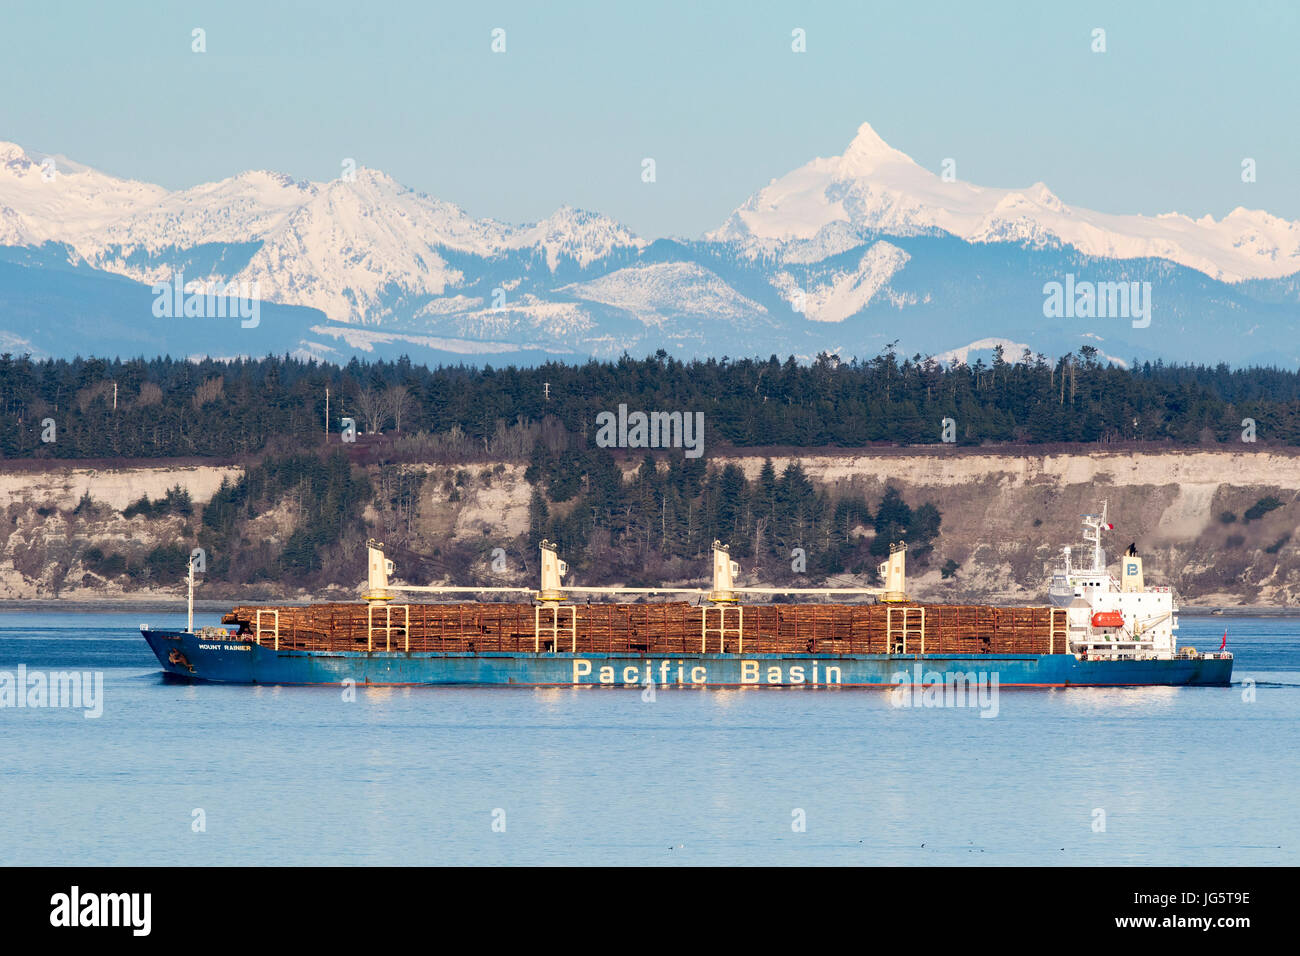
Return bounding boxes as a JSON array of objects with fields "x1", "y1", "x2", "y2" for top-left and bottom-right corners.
[{"x1": 2, "y1": 123, "x2": 1298, "y2": 367}]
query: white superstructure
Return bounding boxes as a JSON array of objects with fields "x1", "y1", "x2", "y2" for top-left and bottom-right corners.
[{"x1": 1048, "y1": 501, "x2": 1180, "y2": 661}]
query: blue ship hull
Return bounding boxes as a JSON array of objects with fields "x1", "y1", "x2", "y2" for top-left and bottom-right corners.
[{"x1": 142, "y1": 628, "x2": 1233, "y2": 688}]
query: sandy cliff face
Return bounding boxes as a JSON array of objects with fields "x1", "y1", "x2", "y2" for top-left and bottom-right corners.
[
  {"x1": 734, "y1": 450, "x2": 1300, "y2": 605},
  {"x1": 0, "y1": 462, "x2": 535, "y2": 600},
  {"x1": 0, "y1": 466, "x2": 242, "y2": 513},
  {"x1": 1, "y1": 452, "x2": 1297, "y2": 604},
  {"x1": 0, "y1": 466, "x2": 243, "y2": 600}
]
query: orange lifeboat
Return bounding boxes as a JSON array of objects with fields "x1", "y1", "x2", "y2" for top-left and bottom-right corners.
[{"x1": 1092, "y1": 611, "x2": 1124, "y2": 628}]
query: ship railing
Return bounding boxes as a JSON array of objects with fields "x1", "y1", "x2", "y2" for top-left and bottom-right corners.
[
  {"x1": 1077, "y1": 638, "x2": 1161, "y2": 661},
  {"x1": 254, "y1": 609, "x2": 280, "y2": 651},
  {"x1": 702, "y1": 605, "x2": 743, "y2": 653},
  {"x1": 368, "y1": 603, "x2": 410, "y2": 652},
  {"x1": 535, "y1": 603, "x2": 577, "y2": 653},
  {"x1": 1049, "y1": 608, "x2": 1068, "y2": 654},
  {"x1": 886, "y1": 606, "x2": 925, "y2": 654}
]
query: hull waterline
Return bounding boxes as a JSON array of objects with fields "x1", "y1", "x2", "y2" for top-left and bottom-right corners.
[{"x1": 142, "y1": 628, "x2": 1234, "y2": 688}]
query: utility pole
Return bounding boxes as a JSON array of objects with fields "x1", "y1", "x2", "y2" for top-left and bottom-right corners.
[
  {"x1": 112, "y1": 382, "x2": 117, "y2": 411},
  {"x1": 543, "y1": 382, "x2": 550, "y2": 401},
  {"x1": 325, "y1": 387, "x2": 330, "y2": 441}
]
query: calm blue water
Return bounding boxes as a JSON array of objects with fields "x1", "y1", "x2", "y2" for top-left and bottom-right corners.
[{"x1": 0, "y1": 609, "x2": 1295, "y2": 865}]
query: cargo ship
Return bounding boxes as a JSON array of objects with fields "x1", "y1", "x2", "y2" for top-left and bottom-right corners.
[{"x1": 141, "y1": 504, "x2": 1233, "y2": 688}]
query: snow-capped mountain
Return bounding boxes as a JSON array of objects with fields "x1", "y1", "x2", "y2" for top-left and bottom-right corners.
[
  {"x1": 0, "y1": 142, "x2": 167, "y2": 245},
  {"x1": 1, "y1": 126, "x2": 1298, "y2": 368},
  {"x1": 0, "y1": 141, "x2": 641, "y2": 324},
  {"x1": 562, "y1": 262, "x2": 767, "y2": 326},
  {"x1": 712, "y1": 122, "x2": 1300, "y2": 283},
  {"x1": 505, "y1": 206, "x2": 645, "y2": 270}
]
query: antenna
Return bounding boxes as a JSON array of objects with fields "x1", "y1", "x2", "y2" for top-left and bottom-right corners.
[
  {"x1": 186, "y1": 553, "x2": 195, "y2": 634},
  {"x1": 1078, "y1": 499, "x2": 1112, "y2": 572}
]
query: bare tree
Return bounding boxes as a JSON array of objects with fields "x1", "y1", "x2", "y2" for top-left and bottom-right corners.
[
  {"x1": 753, "y1": 515, "x2": 768, "y2": 562},
  {"x1": 354, "y1": 387, "x2": 389, "y2": 434},
  {"x1": 192, "y1": 376, "x2": 224, "y2": 410},
  {"x1": 136, "y1": 382, "x2": 163, "y2": 408},
  {"x1": 384, "y1": 384, "x2": 412, "y2": 433}
]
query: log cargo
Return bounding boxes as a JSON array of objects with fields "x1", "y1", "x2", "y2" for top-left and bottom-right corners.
[{"x1": 218, "y1": 601, "x2": 1062, "y2": 656}]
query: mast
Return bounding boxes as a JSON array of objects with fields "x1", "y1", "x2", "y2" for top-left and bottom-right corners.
[
  {"x1": 1095, "y1": 500, "x2": 1107, "y2": 571},
  {"x1": 1080, "y1": 499, "x2": 1110, "y2": 573},
  {"x1": 187, "y1": 553, "x2": 195, "y2": 634}
]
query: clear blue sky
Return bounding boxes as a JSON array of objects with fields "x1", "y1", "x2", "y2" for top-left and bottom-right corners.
[{"x1": 1, "y1": 0, "x2": 1296, "y2": 238}]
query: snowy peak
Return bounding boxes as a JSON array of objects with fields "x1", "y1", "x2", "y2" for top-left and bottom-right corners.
[
  {"x1": 507, "y1": 205, "x2": 644, "y2": 269},
  {"x1": 713, "y1": 121, "x2": 1300, "y2": 281},
  {"x1": 835, "y1": 121, "x2": 920, "y2": 177},
  {"x1": 229, "y1": 169, "x2": 314, "y2": 193},
  {"x1": 0, "y1": 140, "x2": 168, "y2": 245},
  {"x1": 84, "y1": 169, "x2": 320, "y2": 259},
  {"x1": 0, "y1": 141, "x2": 35, "y2": 169},
  {"x1": 710, "y1": 122, "x2": 947, "y2": 244},
  {"x1": 1025, "y1": 182, "x2": 1065, "y2": 212}
]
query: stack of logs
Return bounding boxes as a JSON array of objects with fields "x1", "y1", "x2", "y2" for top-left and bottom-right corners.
[{"x1": 222, "y1": 602, "x2": 1066, "y2": 656}]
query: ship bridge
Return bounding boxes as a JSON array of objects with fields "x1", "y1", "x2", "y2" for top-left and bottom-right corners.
[{"x1": 1048, "y1": 501, "x2": 1187, "y2": 662}]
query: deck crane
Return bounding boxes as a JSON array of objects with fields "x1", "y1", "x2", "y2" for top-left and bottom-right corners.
[
  {"x1": 361, "y1": 537, "x2": 908, "y2": 653},
  {"x1": 361, "y1": 539, "x2": 907, "y2": 606}
]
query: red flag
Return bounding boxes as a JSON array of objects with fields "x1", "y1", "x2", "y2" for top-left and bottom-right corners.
[{"x1": 1219, "y1": 630, "x2": 1227, "y2": 652}]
